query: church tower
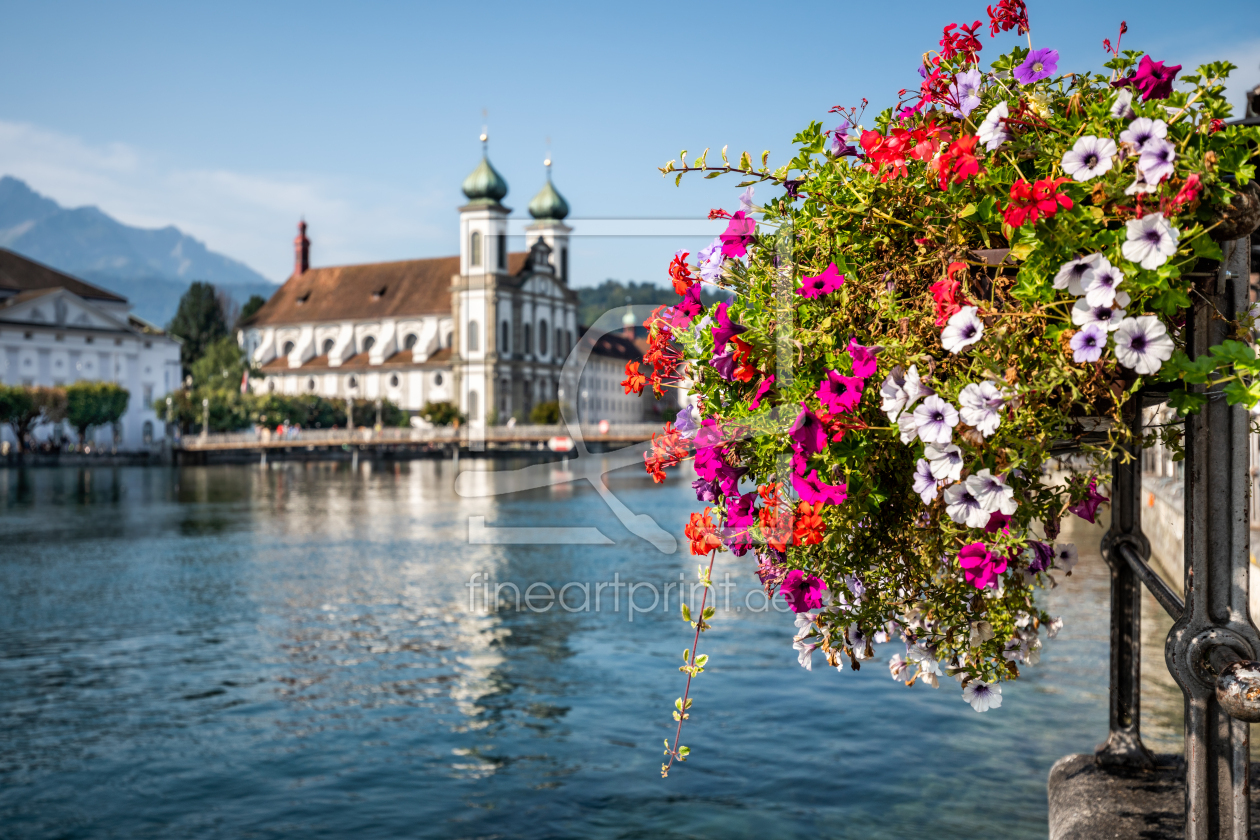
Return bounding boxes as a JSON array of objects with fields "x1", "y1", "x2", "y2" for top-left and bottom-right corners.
[{"x1": 526, "y1": 158, "x2": 571, "y2": 284}]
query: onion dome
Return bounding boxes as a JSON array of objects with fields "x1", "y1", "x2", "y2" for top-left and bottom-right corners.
[
  {"x1": 462, "y1": 148, "x2": 509, "y2": 205},
  {"x1": 528, "y1": 159, "x2": 570, "y2": 221}
]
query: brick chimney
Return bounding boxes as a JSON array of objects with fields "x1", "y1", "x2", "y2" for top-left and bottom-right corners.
[{"x1": 294, "y1": 220, "x2": 310, "y2": 276}]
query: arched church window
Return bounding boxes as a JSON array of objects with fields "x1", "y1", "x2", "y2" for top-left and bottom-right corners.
[
  {"x1": 467, "y1": 320, "x2": 480, "y2": 352},
  {"x1": 348, "y1": 375, "x2": 359, "y2": 390},
  {"x1": 539, "y1": 320, "x2": 548, "y2": 355},
  {"x1": 282, "y1": 341, "x2": 295, "y2": 355},
  {"x1": 404, "y1": 333, "x2": 418, "y2": 350},
  {"x1": 322, "y1": 338, "x2": 335, "y2": 355},
  {"x1": 468, "y1": 390, "x2": 480, "y2": 420},
  {"x1": 470, "y1": 231, "x2": 482, "y2": 267},
  {"x1": 434, "y1": 372, "x2": 443, "y2": 386},
  {"x1": 389, "y1": 374, "x2": 400, "y2": 388},
  {"x1": 362, "y1": 336, "x2": 375, "y2": 353},
  {"x1": 307, "y1": 378, "x2": 316, "y2": 391}
]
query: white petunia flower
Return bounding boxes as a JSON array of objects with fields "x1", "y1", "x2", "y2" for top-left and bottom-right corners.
[
  {"x1": 1119, "y1": 117, "x2": 1168, "y2": 152},
  {"x1": 941, "y1": 306, "x2": 984, "y2": 354},
  {"x1": 898, "y1": 412, "x2": 920, "y2": 444},
  {"x1": 924, "y1": 443, "x2": 965, "y2": 482},
  {"x1": 1121, "y1": 213, "x2": 1179, "y2": 270},
  {"x1": 1047, "y1": 616, "x2": 1064, "y2": 638},
  {"x1": 966, "y1": 469, "x2": 1017, "y2": 515},
  {"x1": 793, "y1": 638, "x2": 816, "y2": 670},
  {"x1": 1061, "y1": 135, "x2": 1117, "y2": 181},
  {"x1": 1110, "y1": 89, "x2": 1136, "y2": 120},
  {"x1": 1072, "y1": 291, "x2": 1130, "y2": 331},
  {"x1": 913, "y1": 395, "x2": 959, "y2": 445},
  {"x1": 913, "y1": 458, "x2": 939, "y2": 504},
  {"x1": 976, "y1": 101, "x2": 1011, "y2": 151},
  {"x1": 944, "y1": 482, "x2": 991, "y2": 528},
  {"x1": 1137, "y1": 137, "x2": 1176, "y2": 184},
  {"x1": 1113, "y1": 315, "x2": 1175, "y2": 375},
  {"x1": 907, "y1": 644, "x2": 942, "y2": 676},
  {"x1": 958, "y1": 382, "x2": 1007, "y2": 437},
  {"x1": 1082, "y1": 259, "x2": 1125, "y2": 308},
  {"x1": 847, "y1": 624, "x2": 871, "y2": 659},
  {"x1": 1124, "y1": 168, "x2": 1159, "y2": 196},
  {"x1": 962, "y1": 680, "x2": 1003, "y2": 712},
  {"x1": 1053, "y1": 253, "x2": 1103, "y2": 293},
  {"x1": 880, "y1": 367, "x2": 909, "y2": 422},
  {"x1": 1054, "y1": 543, "x2": 1079, "y2": 573},
  {"x1": 889, "y1": 653, "x2": 914, "y2": 683},
  {"x1": 969, "y1": 620, "x2": 995, "y2": 646},
  {"x1": 904, "y1": 364, "x2": 935, "y2": 402}
]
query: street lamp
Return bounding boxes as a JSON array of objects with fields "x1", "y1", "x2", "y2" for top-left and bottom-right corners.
[{"x1": 201, "y1": 397, "x2": 209, "y2": 439}]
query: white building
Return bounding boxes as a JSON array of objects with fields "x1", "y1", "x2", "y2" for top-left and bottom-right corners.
[
  {"x1": 0, "y1": 248, "x2": 182, "y2": 449},
  {"x1": 239, "y1": 147, "x2": 582, "y2": 429}
]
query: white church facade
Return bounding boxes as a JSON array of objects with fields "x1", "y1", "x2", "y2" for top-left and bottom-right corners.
[
  {"x1": 0, "y1": 249, "x2": 182, "y2": 449},
  {"x1": 239, "y1": 147, "x2": 582, "y2": 429}
]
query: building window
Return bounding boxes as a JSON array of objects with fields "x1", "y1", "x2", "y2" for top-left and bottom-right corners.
[
  {"x1": 501, "y1": 322, "x2": 510, "y2": 353},
  {"x1": 497, "y1": 234, "x2": 506, "y2": 269},
  {"x1": 467, "y1": 320, "x2": 479, "y2": 352},
  {"x1": 143, "y1": 384, "x2": 153, "y2": 405},
  {"x1": 282, "y1": 340, "x2": 295, "y2": 355},
  {"x1": 469, "y1": 231, "x2": 482, "y2": 267},
  {"x1": 348, "y1": 375, "x2": 358, "y2": 390},
  {"x1": 556, "y1": 327, "x2": 564, "y2": 357},
  {"x1": 561, "y1": 247, "x2": 568, "y2": 282},
  {"x1": 362, "y1": 336, "x2": 375, "y2": 353},
  {"x1": 524, "y1": 323, "x2": 532, "y2": 354},
  {"x1": 434, "y1": 373, "x2": 444, "y2": 386},
  {"x1": 268, "y1": 379, "x2": 276, "y2": 392},
  {"x1": 307, "y1": 377, "x2": 316, "y2": 391},
  {"x1": 389, "y1": 374, "x2": 400, "y2": 388},
  {"x1": 323, "y1": 338, "x2": 335, "y2": 354},
  {"x1": 404, "y1": 333, "x2": 418, "y2": 350},
  {"x1": 445, "y1": 332, "x2": 452, "y2": 348},
  {"x1": 85, "y1": 336, "x2": 94, "y2": 344},
  {"x1": 566, "y1": 330, "x2": 573, "y2": 354},
  {"x1": 142, "y1": 421, "x2": 154, "y2": 444},
  {"x1": 539, "y1": 320, "x2": 548, "y2": 355},
  {"x1": 468, "y1": 390, "x2": 479, "y2": 420}
]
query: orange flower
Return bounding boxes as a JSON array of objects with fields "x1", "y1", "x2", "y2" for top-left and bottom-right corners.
[
  {"x1": 792, "y1": 501, "x2": 827, "y2": 546},
  {"x1": 685, "y1": 509, "x2": 723, "y2": 555},
  {"x1": 622, "y1": 360, "x2": 646, "y2": 395},
  {"x1": 669, "y1": 252, "x2": 695, "y2": 295},
  {"x1": 936, "y1": 134, "x2": 983, "y2": 190}
]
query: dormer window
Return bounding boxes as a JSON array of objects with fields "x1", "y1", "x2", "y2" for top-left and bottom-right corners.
[
  {"x1": 296, "y1": 292, "x2": 310, "y2": 304},
  {"x1": 371, "y1": 286, "x2": 387, "y2": 300}
]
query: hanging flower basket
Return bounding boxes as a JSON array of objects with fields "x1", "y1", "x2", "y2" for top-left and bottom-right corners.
[{"x1": 625, "y1": 0, "x2": 1260, "y2": 776}]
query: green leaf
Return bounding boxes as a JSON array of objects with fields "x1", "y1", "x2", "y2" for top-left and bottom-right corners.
[
  {"x1": 1191, "y1": 234, "x2": 1223, "y2": 261},
  {"x1": 1223, "y1": 379, "x2": 1260, "y2": 408},
  {"x1": 1212, "y1": 339, "x2": 1256, "y2": 366},
  {"x1": 1150, "y1": 287, "x2": 1192, "y2": 317},
  {"x1": 1168, "y1": 388, "x2": 1208, "y2": 415},
  {"x1": 694, "y1": 654, "x2": 709, "y2": 669},
  {"x1": 681, "y1": 604, "x2": 692, "y2": 622},
  {"x1": 701, "y1": 606, "x2": 716, "y2": 620},
  {"x1": 677, "y1": 746, "x2": 690, "y2": 759},
  {"x1": 682, "y1": 647, "x2": 691, "y2": 662}
]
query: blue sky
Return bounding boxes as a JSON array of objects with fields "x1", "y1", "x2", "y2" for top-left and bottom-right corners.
[{"x1": 1, "y1": 0, "x2": 1257, "y2": 287}]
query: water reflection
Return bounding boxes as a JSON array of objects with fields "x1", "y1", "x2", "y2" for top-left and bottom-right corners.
[{"x1": 0, "y1": 462, "x2": 1192, "y2": 839}]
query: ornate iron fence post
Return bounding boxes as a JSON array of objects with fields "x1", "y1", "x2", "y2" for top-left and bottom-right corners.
[
  {"x1": 1165, "y1": 236, "x2": 1260, "y2": 839},
  {"x1": 1098, "y1": 393, "x2": 1156, "y2": 769}
]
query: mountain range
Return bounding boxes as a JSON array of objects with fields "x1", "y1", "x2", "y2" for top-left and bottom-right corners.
[{"x1": 0, "y1": 176, "x2": 277, "y2": 326}]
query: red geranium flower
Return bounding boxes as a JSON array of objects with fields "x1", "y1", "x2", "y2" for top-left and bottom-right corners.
[
  {"x1": 685, "y1": 509, "x2": 723, "y2": 555},
  {"x1": 792, "y1": 501, "x2": 827, "y2": 546},
  {"x1": 936, "y1": 134, "x2": 983, "y2": 190},
  {"x1": 986, "y1": 0, "x2": 1029, "y2": 36},
  {"x1": 622, "y1": 360, "x2": 646, "y2": 395},
  {"x1": 1002, "y1": 177, "x2": 1073, "y2": 227},
  {"x1": 939, "y1": 21, "x2": 983, "y2": 63}
]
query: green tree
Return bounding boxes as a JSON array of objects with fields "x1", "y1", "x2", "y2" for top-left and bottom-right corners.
[
  {"x1": 66, "y1": 381, "x2": 129, "y2": 446},
  {"x1": 419, "y1": 401, "x2": 463, "y2": 426},
  {"x1": 167, "y1": 281, "x2": 228, "y2": 375},
  {"x1": 190, "y1": 336, "x2": 249, "y2": 390},
  {"x1": 530, "y1": 400, "x2": 560, "y2": 424},
  {"x1": 236, "y1": 294, "x2": 267, "y2": 328},
  {"x1": 0, "y1": 385, "x2": 35, "y2": 451}
]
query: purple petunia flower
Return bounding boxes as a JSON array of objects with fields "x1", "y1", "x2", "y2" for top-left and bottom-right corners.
[
  {"x1": 792, "y1": 469, "x2": 848, "y2": 506},
  {"x1": 692, "y1": 476, "x2": 719, "y2": 503},
  {"x1": 670, "y1": 283, "x2": 703, "y2": 328},
  {"x1": 697, "y1": 237, "x2": 725, "y2": 283},
  {"x1": 847, "y1": 338, "x2": 879, "y2": 378},
  {"x1": 1120, "y1": 117, "x2": 1167, "y2": 153},
  {"x1": 913, "y1": 458, "x2": 939, "y2": 504},
  {"x1": 1061, "y1": 135, "x2": 1117, "y2": 182},
  {"x1": 710, "y1": 348, "x2": 736, "y2": 381},
  {"x1": 963, "y1": 680, "x2": 1003, "y2": 712},
  {"x1": 1014, "y1": 48, "x2": 1059, "y2": 85},
  {"x1": 958, "y1": 542, "x2": 1008, "y2": 590},
  {"x1": 831, "y1": 121, "x2": 857, "y2": 157},
  {"x1": 673, "y1": 404, "x2": 700, "y2": 438},
  {"x1": 1068, "y1": 478, "x2": 1109, "y2": 523},
  {"x1": 817, "y1": 371, "x2": 864, "y2": 414},
  {"x1": 949, "y1": 68, "x2": 983, "y2": 118},
  {"x1": 711, "y1": 300, "x2": 748, "y2": 353},
  {"x1": 1070, "y1": 322, "x2": 1108, "y2": 363},
  {"x1": 797, "y1": 263, "x2": 845, "y2": 298},
  {"x1": 738, "y1": 186, "x2": 756, "y2": 214},
  {"x1": 724, "y1": 490, "x2": 758, "y2": 530},
  {"x1": 789, "y1": 404, "x2": 828, "y2": 458},
  {"x1": 1110, "y1": 89, "x2": 1136, "y2": 120},
  {"x1": 1028, "y1": 541, "x2": 1055, "y2": 573}
]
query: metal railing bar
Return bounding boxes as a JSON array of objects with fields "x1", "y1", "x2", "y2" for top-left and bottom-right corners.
[{"x1": 1116, "y1": 540, "x2": 1185, "y2": 620}]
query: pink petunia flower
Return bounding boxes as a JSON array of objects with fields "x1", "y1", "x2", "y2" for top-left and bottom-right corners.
[
  {"x1": 797, "y1": 262, "x2": 845, "y2": 298},
  {"x1": 958, "y1": 542, "x2": 1009, "y2": 589},
  {"x1": 817, "y1": 371, "x2": 865, "y2": 414},
  {"x1": 720, "y1": 211, "x2": 756, "y2": 258},
  {"x1": 780, "y1": 569, "x2": 828, "y2": 613},
  {"x1": 847, "y1": 338, "x2": 879, "y2": 378},
  {"x1": 792, "y1": 469, "x2": 848, "y2": 506}
]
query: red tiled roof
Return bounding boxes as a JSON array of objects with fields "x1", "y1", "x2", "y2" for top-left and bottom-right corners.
[{"x1": 244, "y1": 252, "x2": 530, "y2": 327}]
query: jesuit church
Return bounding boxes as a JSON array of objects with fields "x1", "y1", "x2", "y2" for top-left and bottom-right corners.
[{"x1": 238, "y1": 144, "x2": 583, "y2": 428}]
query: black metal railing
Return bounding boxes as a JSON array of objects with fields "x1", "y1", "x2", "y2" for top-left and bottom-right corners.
[{"x1": 1097, "y1": 235, "x2": 1260, "y2": 838}]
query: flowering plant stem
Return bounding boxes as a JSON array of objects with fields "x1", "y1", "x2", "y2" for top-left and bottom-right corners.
[{"x1": 662, "y1": 548, "x2": 717, "y2": 778}]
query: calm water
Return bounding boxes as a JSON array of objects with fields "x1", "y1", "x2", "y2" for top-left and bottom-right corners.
[{"x1": 0, "y1": 461, "x2": 1183, "y2": 839}]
